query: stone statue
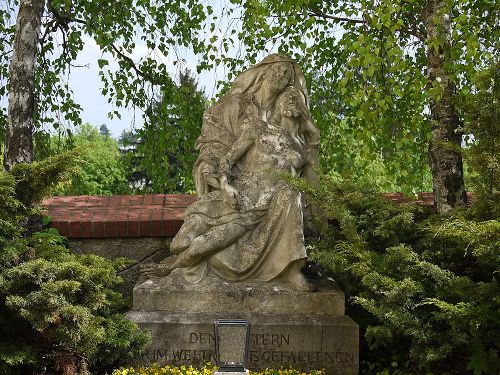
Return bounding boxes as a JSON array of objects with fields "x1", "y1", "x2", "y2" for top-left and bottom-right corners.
[{"x1": 142, "y1": 54, "x2": 320, "y2": 290}]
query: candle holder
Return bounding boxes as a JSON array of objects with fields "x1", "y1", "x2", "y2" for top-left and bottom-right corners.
[{"x1": 214, "y1": 319, "x2": 250, "y2": 372}]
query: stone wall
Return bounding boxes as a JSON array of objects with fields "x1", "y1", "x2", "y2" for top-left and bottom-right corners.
[
  {"x1": 42, "y1": 194, "x2": 196, "y2": 297},
  {"x1": 70, "y1": 237, "x2": 172, "y2": 297}
]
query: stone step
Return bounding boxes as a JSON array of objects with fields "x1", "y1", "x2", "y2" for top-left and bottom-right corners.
[{"x1": 133, "y1": 274, "x2": 345, "y2": 316}]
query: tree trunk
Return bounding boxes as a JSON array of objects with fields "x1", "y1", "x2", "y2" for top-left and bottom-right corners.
[
  {"x1": 3, "y1": 0, "x2": 45, "y2": 171},
  {"x1": 424, "y1": 0, "x2": 467, "y2": 213}
]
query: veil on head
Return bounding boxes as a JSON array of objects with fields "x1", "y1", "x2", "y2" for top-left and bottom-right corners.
[
  {"x1": 229, "y1": 53, "x2": 309, "y2": 107},
  {"x1": 193, "y1": 54, "x2": 310, "y2": 196}
]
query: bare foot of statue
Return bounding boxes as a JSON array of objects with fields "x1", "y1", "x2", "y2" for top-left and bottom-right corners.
[
  {"x1": 140, "y1": 256, "x2": 177, "y2": 279},
  {"x1": 285, "y1": 270, "x2": 317, "y2": 292},
  {"x1": 277, "y1": 260, "x2": 317, "y2": 292}
]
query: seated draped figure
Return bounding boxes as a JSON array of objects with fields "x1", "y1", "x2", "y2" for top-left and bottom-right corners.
[{"x1": 141, "y1": 54, "x2": 320, "y2": 291}]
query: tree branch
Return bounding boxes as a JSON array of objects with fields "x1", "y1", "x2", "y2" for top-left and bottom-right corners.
[
  {"x1": 308, "y1": 9, "x2": 424, "y2": 41},
  {"x1": 108, "y1": 42, "x2": 163, "y2": 85},
  {"x1": 308, "y1": 10, "x2": 365, "y2": 24},
  {"x1": 0, "y1": 49, "x2": 13, "y2": 58},
  {"x1": 56, "y1": 17, "x2": 164, "y2": 85}
]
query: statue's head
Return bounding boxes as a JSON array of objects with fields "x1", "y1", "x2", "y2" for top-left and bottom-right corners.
[
  {"x1": 263, "y1": 61, "x2": 294, "y2": 94},
  {"x1": 230, "y1": 54, "x2": 308, "y2": 105},
  {"x1": 273, "y1": 85, "x2": 309, "y2": 129},
  {"x1": 275, "y1": 86, "x2": 307, "y2": 114},
  {"x1": 257, "y1": 53, "x2": 294, "y2": 65}
]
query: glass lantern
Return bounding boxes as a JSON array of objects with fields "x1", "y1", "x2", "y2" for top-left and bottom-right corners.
[{"x1": 214, "y1": 319, "x2": 250, "y2": 372}]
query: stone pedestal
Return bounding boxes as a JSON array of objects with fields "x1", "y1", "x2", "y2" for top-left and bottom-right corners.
[{"x1": 128, "y1": 273, "x2": 358, "y2": 374}]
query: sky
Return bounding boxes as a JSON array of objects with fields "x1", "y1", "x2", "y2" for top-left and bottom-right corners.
[
  {"x1": 0, "y1": 3, "x2": 232, "y2": 140},
  {"x1": 63, "y1": 0, "x2": 245, "y2": 139},
  {"x1": 68, "y1": 36, "x2": 224, "y2": 139},
  {"x1": 0, "y1": 1, "x2": 266, "y2": 140}
]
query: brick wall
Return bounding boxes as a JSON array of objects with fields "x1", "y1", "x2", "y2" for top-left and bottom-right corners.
[
  {"x1": 42, "y1": 194, "x2": 197, "y2": 238},
  {"x1": 42, "y1": 192, "x2": 474, "y2": 239},
  {"x1": 40, "y1": 192, "x2": 472, "y2": 295}
]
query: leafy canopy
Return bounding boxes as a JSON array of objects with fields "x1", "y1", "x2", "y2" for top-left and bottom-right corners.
[
  {"x1": 0, "y1": 0, "x2": 213, "y2": 139},
  {"x1": 43, "y1": 123, "x2": 130, "y2": 195},
  {"x1": 121, "y1": 70, "x2": 207, "y2": 194},
  {"x1": 202, "y1": 0, "x2": 498, "y2": 193}
]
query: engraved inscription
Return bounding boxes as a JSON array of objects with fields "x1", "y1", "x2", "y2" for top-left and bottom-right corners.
[
  {"x1": 140, "y1": 330, "x2": 355, "y2": 368},
  {"x1": 251, "y1": 333, "x2": 290, "y2": 346},
  {"x1": 248, "y1": 350, "x2": 355, "y2": 364},
  {"x1": 141, "y1": 348, "x2": 216, "y2": 363},
  {"x1": 189, "y1": 332, "x2": 216, "y2": 344}
]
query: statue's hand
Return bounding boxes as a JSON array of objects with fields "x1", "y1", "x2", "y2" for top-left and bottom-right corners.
[
  {"x1": 220, "y1": 176, "x2": 240, "y2": 209},
  {"x1": 205, "y1": 174, "x2": 220, "y2": 189},
  {"x1": 201, "y1": 162, "x2": 220, "y2": 189},
  {"x1": 218, "y1": 155, "x2": 232, "y2": 177},
  {"x1": 283, "y1": 100, "x2": 302, "y2": 118},
  {"x1": 140, "y1": 259, "x2": 176, "y2": 279}
]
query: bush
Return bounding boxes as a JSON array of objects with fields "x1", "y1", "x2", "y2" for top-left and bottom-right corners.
[
  {"x1": 35, "y1": 123, "x2": 130, "y2": 196},
  {"x1": 0, "y1": 154, "x2": 148, "y2": 375},
  {"x1": 291, "y1": 173, "x2": 499, "y2": 374},
  {"x1": 460, "y1": 62, "x2": 500, "y2": 220}
]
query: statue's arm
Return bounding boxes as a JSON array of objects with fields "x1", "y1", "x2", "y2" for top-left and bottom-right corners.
[
  {"x1": 217, "y1": 124, "x2": 256, "y2": 209},
  {"x1": 218, "y1": 136, "x2": 254, "y2": 194},
  {"x1": 228, "y1": 133, "x2": 255, "y2": 164},
  {"x1": 300, "y1": 116, "x2": 320, "y2": 147},
  {"x1": 302, "y1": 163, "x2": 319, "y2": 187},
  {"x1": 219, "y1": 125, "x2": 256, "y2": 177},
  {"x1": 200, "y1": 161, "x2": 220, "y2": 190},
  {"x1": 302, "y1": 160, "x2": 321, "y2": 239},
  {"x1": 302, "y1": 135, "x2": 321, "y2": 238}
]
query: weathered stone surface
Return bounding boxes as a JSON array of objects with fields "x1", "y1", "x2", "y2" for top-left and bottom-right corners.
[
  {"x1": 142, "y1": 54, "x2": 321, "y2": 291},
  {"x1": 128, "y1": 276, "x2": 357, "y2": 374},
  {"x1": 131, "y1": 55, "x2": 359, "y2": 374},
  {"x1": 70, "y1": 238, "x2": 171, "y2": 296},
  {"x1": 127, "y1": 311, "x2": 358, "y2": 375},
  {"x1": 133, "y1": 273, "x2": 345, "y2": 316}
]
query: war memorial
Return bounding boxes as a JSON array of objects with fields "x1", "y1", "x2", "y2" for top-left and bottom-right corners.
[{"x1": 128, "y1": 54, "x2": 359, "y2": 374}]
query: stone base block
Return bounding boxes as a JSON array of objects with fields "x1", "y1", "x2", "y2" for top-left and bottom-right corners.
[
  {"x1": 129, "y1": 275, "x2": 358, "y2": 374},
  {"x1": 127, "y1": 311, "x2": 358, "y2": 375}
]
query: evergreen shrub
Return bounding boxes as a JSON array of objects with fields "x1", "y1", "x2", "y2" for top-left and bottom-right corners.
[
  {"x1": 0, "y1": 153, "x2": 148, "y2": 375},
  {"x1": 293, "y1": 173, "x2": 499, "y2": 374}
]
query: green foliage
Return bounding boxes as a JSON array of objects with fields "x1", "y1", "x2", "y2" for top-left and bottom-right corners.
[
  {"x1": 205, "y1": 0, "x2": 497, "y2": 193},
  {"x1": 460, "y1": 63, "x2": 500, "y2": 219},
  {"x1": 0, "y1": 156, "x2": 148, "y2": 374},
  {"x1": 121, "y1": 70, "x2": 206, "y2": 193},
  {"x1": 0, "y1": 0, "x2": 212, "y2": 141},
  {"x1": 37, "y1": 123, "x2": 129, "y2": 195},
  {"x1": 112, "y1": 364, "x2": 217, "y2": 375},
  {"x1": 62, "y1": 124, "x2": 129, "y2": 195},
  {"x1": 10, "y1": 148, "x2": 80, "y2": 205},
  {"x1": 295, "y1": 173, "x2": 499, "y2": 374}
]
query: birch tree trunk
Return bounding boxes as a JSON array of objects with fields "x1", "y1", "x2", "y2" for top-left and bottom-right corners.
[
  {"x1": 425, "y1": 0, "x2": 467, "y2": 213},
  {"x1": 3, "y1": 0, "x2": 45, "y2": 171}
]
